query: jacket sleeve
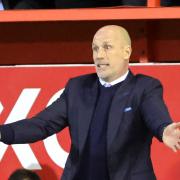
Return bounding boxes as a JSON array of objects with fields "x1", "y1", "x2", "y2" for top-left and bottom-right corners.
[
  {"x1": 0, "y1": 80, "x2": 70, "y2": 145},
  {"x1": 140, "y1": 78, "x2": 172, "y2": 141}
]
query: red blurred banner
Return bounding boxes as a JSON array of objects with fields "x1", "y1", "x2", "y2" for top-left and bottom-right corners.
[{"x1": 0, "y1": 64, "x2": 179, "y2": 180}]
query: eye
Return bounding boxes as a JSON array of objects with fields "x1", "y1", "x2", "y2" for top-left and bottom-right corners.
[
  {"x1": 92, "y1": 46, "x2": 99, "y2": 52},
  {"x1": 103, "y1": 44, "x2": 112, "y2": 50}
]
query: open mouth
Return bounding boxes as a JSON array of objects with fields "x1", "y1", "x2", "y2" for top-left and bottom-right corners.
[{"x1": 97, "y1": 64, "x2": 109, "y2": 68}]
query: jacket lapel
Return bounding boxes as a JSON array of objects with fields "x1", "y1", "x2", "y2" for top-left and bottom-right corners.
[
  {"x1": 78, "y1": 74, "x2": 99, "y2": 154},
  {"x1": 107, "y1": 71, "x2": 135, "y2": 152}
]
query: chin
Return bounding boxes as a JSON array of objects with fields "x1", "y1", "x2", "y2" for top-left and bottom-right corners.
[
  {"x1": 100, "y1": 76, "x2": 110, "y2": 82},
  {"x1": 97, "y1": 73, "x2": 107, "y2": 80}
]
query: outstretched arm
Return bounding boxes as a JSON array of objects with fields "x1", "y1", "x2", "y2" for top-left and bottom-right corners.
[{"x1": 162, "y1": 122, "x2": 180, "y2": 152}]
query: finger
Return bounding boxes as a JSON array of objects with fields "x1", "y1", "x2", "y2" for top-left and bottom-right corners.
[
  {"x1": 175, "y1": 143, "x2": 180, "y2": 150},
  {"x1": 172, "y1": 146, "x2": 177, "y2": 152},
  {"x1": 174, "y1": 129, "x2": 180, "y2": 136},
  {"x1": 174, "y1": 122, "x2": 180, "y2": 129}
]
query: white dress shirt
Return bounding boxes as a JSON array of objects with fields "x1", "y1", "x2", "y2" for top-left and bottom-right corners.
[{"x1": 99, "y1": 70, "x2": 129, "y2": 87}]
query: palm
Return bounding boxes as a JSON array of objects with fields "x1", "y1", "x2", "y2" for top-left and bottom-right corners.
[{"x1": 162, "y1": 122, "x2": 180, "y2": 152}]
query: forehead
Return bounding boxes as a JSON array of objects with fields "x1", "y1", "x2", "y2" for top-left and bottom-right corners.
[{"x1": 92, "y1": 29, "x2": 121, "y2": 46}]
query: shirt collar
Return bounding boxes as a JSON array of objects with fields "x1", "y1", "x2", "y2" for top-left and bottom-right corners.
[{"x1": 99, "y1": 70, "x2": 129, "y2": 87}]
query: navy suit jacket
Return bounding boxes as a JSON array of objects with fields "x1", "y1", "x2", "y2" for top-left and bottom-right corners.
[{"x1": 0, "y1": 71, "x2": 172, "y2": 180}]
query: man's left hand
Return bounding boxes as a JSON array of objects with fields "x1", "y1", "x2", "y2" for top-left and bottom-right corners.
[{"x1": 162, "y1": 122, "x2": 180, "y2": 152}]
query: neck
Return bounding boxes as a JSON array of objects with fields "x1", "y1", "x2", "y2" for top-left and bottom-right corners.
[{"x1": 99, "y1": 70, "x2": 129, "y2": 86}]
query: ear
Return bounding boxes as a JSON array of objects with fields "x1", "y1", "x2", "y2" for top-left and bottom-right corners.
[{"x1": 123, "y1": 45, "x2": 132, "y2": 60}]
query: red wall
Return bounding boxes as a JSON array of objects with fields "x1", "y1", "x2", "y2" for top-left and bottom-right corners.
[{"x1": 0, "y1": 64, "x2": 179, "y2": 179}]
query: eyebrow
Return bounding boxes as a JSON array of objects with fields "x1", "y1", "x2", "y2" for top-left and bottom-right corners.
[{"x1": 92, "y1": 41, "x2": 112, "y2": 46}]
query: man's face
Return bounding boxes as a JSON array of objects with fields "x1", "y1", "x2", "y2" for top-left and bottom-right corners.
[{"x1": 92, "y1": 28, "x2": 130, "y2": 82}]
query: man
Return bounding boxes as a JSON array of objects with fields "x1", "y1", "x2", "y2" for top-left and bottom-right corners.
[
  {"x1": 161, "y1": 0, "x2": 180, "y2": 6},
  {"x1": 2, "y1": 0, "x2": 53, "y2": 9},
  {"x1": 0, "y1": 25, "x2": 180, "y2": 180},
  {"x1": 9, "y1": 168, "x2": 40, "y2": 180},
  {"x1": 2, "y1": 0, "x2": 146, "y2": 9}
]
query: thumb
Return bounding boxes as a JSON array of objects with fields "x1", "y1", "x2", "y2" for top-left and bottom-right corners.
[{"x1": 173, "y1": 122, "x2": 180, "y2": 129}]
